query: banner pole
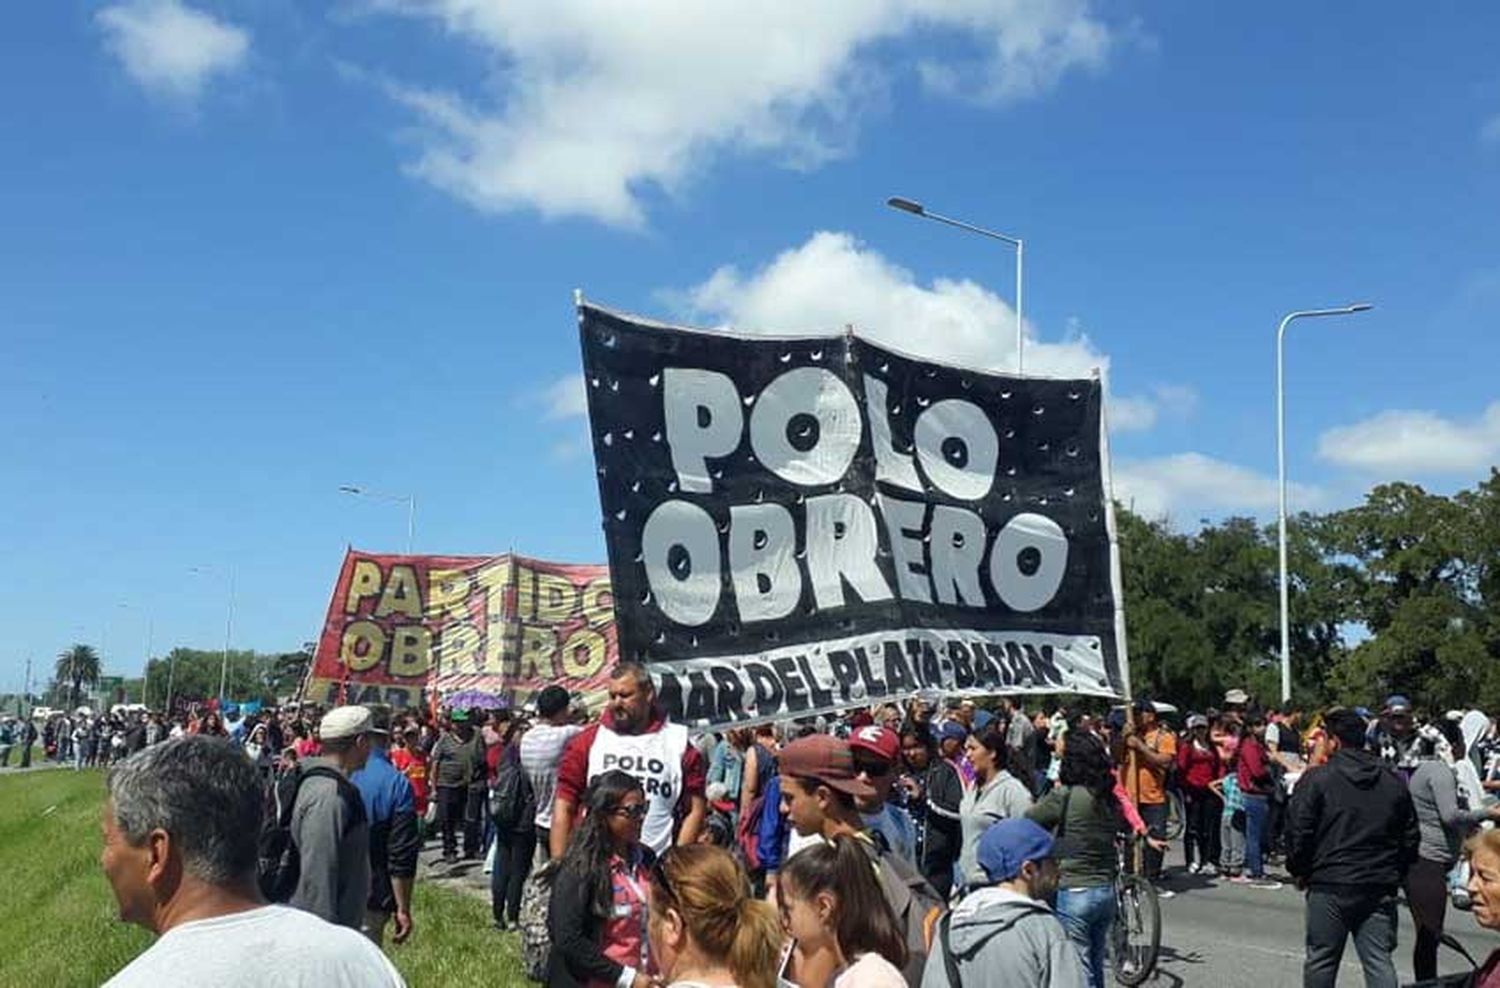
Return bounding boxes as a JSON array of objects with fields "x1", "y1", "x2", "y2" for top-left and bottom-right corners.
[{"x1": 1095, "y1": 367, "x2": 1131, "y2": 702}]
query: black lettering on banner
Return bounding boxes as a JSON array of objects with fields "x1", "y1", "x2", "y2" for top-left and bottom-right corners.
[
  {"x1": 772, "y1": 657, "x2": 811, "y2": 713},
  {"x1": 684, "y1": 670, "x2": 718, "y2": 724},
  {"x1": 827, "y1": 650, "x2": 861, "y2": 701},
  {"x1": 745, "y1": 661, "x2": 784, "y2": 719},
  {"x1": 579, "y1": 302, "x2": 1126, "y2": 730},
  {"x1": 709, "y1": 665, "x2": 747, "y2": 723},
  {"x1": 797, "y1": 654, "x2": 835, "y2": 709},
  {"x1": 882, "y1": 640, "x2": 915, "y2": 695},
  {"x1": 947, "y1": 641, "x2": 977, "y2": 690},
  {"x1": 854, "y1": 646, "x2": 887, "y2": 698},
  {"x1": 656, "y1": 670, "x2": 685, "y2": 722}
]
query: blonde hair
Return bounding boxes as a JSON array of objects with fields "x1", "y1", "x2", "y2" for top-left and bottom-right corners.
[
  {"x1": 1466, "y1": 827, "x2": 1500, "y2": 862},
  {"x1": 650, "y1": 844, "x2": 782, "y2": 988}
]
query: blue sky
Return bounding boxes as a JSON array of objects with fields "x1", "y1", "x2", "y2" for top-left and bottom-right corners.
[{"x1": 4, "y1": 1, "x2": 1499, "y2": 690}]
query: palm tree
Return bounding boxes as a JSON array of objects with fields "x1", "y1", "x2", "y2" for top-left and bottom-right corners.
[{"x1": 55, "y1": 644, "x2": 101, "y2": 710}]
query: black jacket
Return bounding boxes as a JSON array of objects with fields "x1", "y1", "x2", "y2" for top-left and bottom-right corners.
[
  {"x1": 1286, "y1": 748, "x2": 1419, "y2": 891},
  {"x1": 546, "y1": 846, "x2": 656, "y2": 988}
]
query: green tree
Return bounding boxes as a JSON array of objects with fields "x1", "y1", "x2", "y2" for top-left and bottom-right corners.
[{"x1": 53, "y1": 644, "x2": 101, "y2": 710}]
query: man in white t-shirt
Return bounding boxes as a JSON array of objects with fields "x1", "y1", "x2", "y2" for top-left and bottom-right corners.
[
  {"x1": 100, "y1": 735, "x2": 404, "y2": 987},
  {"x1": 518, "y1": 684, "x2": 583, "y2": 865}
]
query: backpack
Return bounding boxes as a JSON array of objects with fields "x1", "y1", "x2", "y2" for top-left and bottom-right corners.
[
  {"x1": 257, "y1": 765, "x2": 365, "y2": 902},
  {"x1": 864, "y1": 834, "x2": 946, "y2": 985},
  {"x1": 736, "y1": 743, "x2": 778, "y2": 870},
  {"x1": 518, "y1": 858, "x2": 559, "y2": 981},
  {"x1": 488, "y1": 758, "x2": 536, "y2": 834}
]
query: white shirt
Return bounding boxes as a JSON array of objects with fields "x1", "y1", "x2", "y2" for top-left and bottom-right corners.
[
  {"x1": 833, "y1": 952, "x2": 906, "y2": 988},
  {"x1": 102, "y1": 905, "x2": 406, "y2": 988},
  {"x1": 519, "y1": 722, "x2": 584, "y2": 829}
]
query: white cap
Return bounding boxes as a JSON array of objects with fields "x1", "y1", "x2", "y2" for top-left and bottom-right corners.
[
  {"x1": 319, "y1": 705, "x2": 373, "y2": 741},
  {"x1": 1224, "y1": 689, "x2": 1249, "y2": 705}
]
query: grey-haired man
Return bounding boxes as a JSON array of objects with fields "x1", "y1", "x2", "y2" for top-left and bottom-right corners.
[{"x1": 100, "y1": 735, "x2": 403, "y2": 987}]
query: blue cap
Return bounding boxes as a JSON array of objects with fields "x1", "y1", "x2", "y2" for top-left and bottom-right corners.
[
  {"x1": 978, "y1": 819, "x2": 1055, "y2": 883},
  {"x1": 974, "y1": 709, "x2": 996, "y2": 730},
  {"x1": 1385, "y1": 695, "x2": 1412, "y2": 713},
  {"x1": 1353, "y1": 707, "x2": 1372, "y2": 719},
  {"x1": 939, "y1": 722, "x2": 969, "y2": 743}
]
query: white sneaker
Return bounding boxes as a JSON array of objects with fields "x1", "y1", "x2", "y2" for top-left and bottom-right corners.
[
  {"x1": 1201, "y1": 864, "x2": 1218, "y2": 877},
  {"x1": 1187, "y1": 862, "x2": 1201, "y2": 875}
]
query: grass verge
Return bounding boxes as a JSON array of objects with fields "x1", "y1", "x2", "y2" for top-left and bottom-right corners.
[{"x1": 0, "y1": 767, "x2": 531, "y2": 987}]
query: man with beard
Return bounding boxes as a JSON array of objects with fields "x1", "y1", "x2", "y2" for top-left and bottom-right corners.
[
  {"x1": 550, "y1": 661, "x2": 706, "y2": 856},
  {"x1": 921, "y1": 818, "x2": 1087, "y2": 988}
]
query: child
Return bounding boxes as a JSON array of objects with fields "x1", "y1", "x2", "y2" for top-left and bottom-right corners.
[
  {"x1": 1209, "y1": 766, "x2": 1247, "y2": 881},
  {"x1": 778, "y1": 835, "x2": 907, "y2": 988}
]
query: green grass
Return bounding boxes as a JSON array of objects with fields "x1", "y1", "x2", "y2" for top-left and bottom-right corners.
[{"x1": 0, "y1": 767, "x2": 532, "y2": 987}]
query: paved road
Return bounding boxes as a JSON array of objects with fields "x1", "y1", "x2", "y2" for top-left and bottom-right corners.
[{"x1": 1152, "y1": 850, "x2": 1494, "y2": 987}]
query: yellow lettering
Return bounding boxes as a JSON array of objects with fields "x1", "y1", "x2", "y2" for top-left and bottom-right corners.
[
  {"x1": 514, "y1": 564, "x2": 536, "y2": 621},
  {"x1": 581, "y1": 579, "x2": 614, "y2": 628},
  {"x1": 560, "y1": 628, "x2": 607, "y2": 679},
  {"x1": 375, "y1": 565, "x2": 422, "y2": 619},
  {"x1": 345, "y1": 559, "x2": 383, "y2": 615},
  {"x1": 436, "y1": 622, "x2": 481, "y2": 676},
  {"x1": 389, "y1": 626, "x2": 433, "y2": 679},
  {"x1": 428, "y1": 568, "x2": 473, "y2": 622},
  {"x1": 536, "y1": 573, "x2": 578, "y2": 624},
  {"x1": 474, "y1": 559, "x2": 513, "y2": 627},
  {"x1": 519, "y1": 625, "x2": 557, "y2": 680},
  {"x1": 341, "y1": 620, "x2": 386, "y2": 672}
]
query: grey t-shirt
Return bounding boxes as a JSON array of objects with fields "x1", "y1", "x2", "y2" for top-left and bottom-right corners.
[
  {"x1": 103, "y1": 905, "x2": 405, "y2": 987},
  {"x1": 1410, "y1": 760, "x2": 1488, "y2": 864}
]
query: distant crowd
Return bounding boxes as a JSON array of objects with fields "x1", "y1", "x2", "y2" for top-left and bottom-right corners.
[{"x1": 70, "y1": 672, "x2": 1500, "y2": 988}]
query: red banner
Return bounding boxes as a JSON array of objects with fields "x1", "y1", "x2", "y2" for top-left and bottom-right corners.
[{"x1": 306, "y1": 550, "x2": 618, "y2": 711}]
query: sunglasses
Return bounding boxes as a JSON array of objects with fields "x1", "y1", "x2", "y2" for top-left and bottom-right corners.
[{"x1": 612, "y1": 803, "x2": 648, "y2": 821}]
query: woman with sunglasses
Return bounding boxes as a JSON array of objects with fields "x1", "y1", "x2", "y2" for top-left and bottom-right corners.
[
  {"x1": 648, "y1": 844, "x2": 783, "y2": 988},
  {"x1": 548, "y1": 769, "x2": 660, "y2": 988}
]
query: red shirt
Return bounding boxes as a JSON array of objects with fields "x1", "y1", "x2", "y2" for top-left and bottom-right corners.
[
  {"x1": 392, "y1": 747, "x2": 429, "y2": 814},
  {"x1": 1177, "y1": 739, "x2": 1222, "y2": 791},
  {"x1": 1237, "y1": 734, "x2": 1271, "y2": 796}
]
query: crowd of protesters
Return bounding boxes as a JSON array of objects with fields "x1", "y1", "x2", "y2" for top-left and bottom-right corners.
[{"x1": 85, "y1": 666, "x2": 1500, "y2": 988}]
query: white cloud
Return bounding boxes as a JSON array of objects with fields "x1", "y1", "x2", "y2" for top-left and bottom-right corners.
[
  {"x1": 1108, "y1": 384, "x2": 1197, "y2": 433},
  {"x1": 1482, "y1": 114, "x2": 1500, "y2": 146},
  {"x1": 1113, "y1": 452, "x2": 1324, "y2": 522},
  {"x1": 678, "y1": 230, "x2": 1107, "y2": 378},
  {"x1": 367, "y1": 0, "x2": 1116, "y2": 226},
  {"x1": 542, "y1": 374, "x2": 588, "y2": 420},
  {"x1": 97, "y1": 0, "x2": 249, "y2": 104},
  {"x1": 1317, "y1": 403, "x2": 1500, "y2": 475}
]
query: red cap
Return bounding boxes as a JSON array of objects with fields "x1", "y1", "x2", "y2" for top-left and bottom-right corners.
[
  {"x1": 778, "y1": 735, "x2": 877, "y2": 799},
  {"x1": 848, "y1": 725, "x2": 900, "y2": 764}
]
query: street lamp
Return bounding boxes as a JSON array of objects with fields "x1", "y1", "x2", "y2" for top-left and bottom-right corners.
[
  {"x1": 340, "y1": 485, "x2": 417, "y2": 554},
  {"x1": 1276, "y1": 302, "x2": 1373, "y2": 703},
  {"x1": 886, "y1": 196, "x2": 1026, "y2": 375},
  {"x1": 189, "y1": 567, "x2": 237, "y2": 703}
]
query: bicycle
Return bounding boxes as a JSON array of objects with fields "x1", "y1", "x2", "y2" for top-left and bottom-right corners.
[{"x1": 1111, "y1": 835, "x2": 1162, "y2": 986}]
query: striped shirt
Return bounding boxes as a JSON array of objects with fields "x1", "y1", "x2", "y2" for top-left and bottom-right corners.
[{"x1": 519, "y1": 723, "x2": 583, "y2": 830}]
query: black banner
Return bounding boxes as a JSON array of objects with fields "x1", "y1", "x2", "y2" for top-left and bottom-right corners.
[{"x1": 579, "y1": 303, "x2": 1127, "y2": 728}]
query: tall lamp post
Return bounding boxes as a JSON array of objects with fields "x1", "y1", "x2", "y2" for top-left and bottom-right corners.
[
  {"x1": 190, "y1": 567, "x2": 237, "y2": 704},
  {"x1": 339, "y1": 485, "x2": 417, "y2": 554},
  {"x1": 886, "y1": 196, "x2": 1026, "y2": 375},
  {"x1": 1277, "y1": 302, "x2": 1373, "y2": 703}
]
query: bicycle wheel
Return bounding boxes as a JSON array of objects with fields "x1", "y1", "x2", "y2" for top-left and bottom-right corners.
[
  {"x1": 1112, "y1": 874, "x2": 1162, "y2": 986},
  {"x1": 1163, "y1": 789, "x2": 1185, "y2": 842}
]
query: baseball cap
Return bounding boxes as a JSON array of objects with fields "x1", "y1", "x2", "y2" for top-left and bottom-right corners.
[
  {"x1": 1224, "y1": 689, "x2": 1250, "y2": 705},
  {"x1": 939, "y1": 721, "x2": 969, "y2": 744},
  {"x1": 778, "y1": 735, "x2": 877, "y2": 800},
  {"x1": 1187, "y1": 714, "x2": 1208, "y2": 729},
  {"x1": 1385, "y1": 695, "x2": 1413, "y2": 714},
  {"x1": 849, "y1": 725, "x2": 900, "y2": 764},
  {"x1": 536, "y1": 685, "x2": 571, "y2": 718},
  {"x1": 319, "y1": 705, "x2": 374, "y2": 741},
  {"x1": 973, "y1": 709, "x2": 996, "y2": 730},
  {"x1": 450, "y1": 708, "x2": 471, "y2": 723},
  {"x1": 977, "y1": 818, "x2": 1055, "y2": 883}
]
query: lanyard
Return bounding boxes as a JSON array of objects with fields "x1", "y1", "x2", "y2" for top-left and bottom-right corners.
[{"x1": 617, "y1": 864, "x2": 651, "y2": 972}]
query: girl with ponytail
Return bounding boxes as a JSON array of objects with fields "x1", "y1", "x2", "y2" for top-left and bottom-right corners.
[
  {"x1": 777, "y1": 835, "x2": 907, "y2": 988},
  {"x1": 647, "y1": 844, "x2": 782, "y2": 988}
]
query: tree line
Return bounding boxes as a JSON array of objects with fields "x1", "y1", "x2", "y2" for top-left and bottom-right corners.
[{"x1": 1120, "y1": 471, "x2": 1500, "y2": 715}]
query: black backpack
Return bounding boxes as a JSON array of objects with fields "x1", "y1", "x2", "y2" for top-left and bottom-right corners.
[
  {"x1": 489, "y1": 758, "x2": 536, "y2": 834},
  {"x1": 257, "y1": 765, "x2": 365, "y2": 902}
]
